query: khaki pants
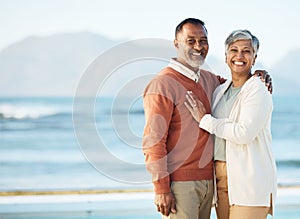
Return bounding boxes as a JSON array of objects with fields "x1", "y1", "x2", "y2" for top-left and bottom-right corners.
[
  {"x1": 163, "y1": 180, "x2": 213, "y2": 219},
  {"x1": 215, "y1": 161, "x2": 270, "y2": 219}
]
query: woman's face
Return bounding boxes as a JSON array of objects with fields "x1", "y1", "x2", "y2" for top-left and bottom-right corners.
[{"x1": 225, "y1": 39, "x2": 256, "y2": 75}]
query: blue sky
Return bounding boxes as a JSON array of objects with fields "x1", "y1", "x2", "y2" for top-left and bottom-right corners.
[{"x1": 1, "y1": 0, "x2": 300, "y2": 67}]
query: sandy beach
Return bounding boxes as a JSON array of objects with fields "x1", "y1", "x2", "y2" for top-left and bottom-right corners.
[{"x1": 0, "y1": 187, "x2": 299, "y2": 219}]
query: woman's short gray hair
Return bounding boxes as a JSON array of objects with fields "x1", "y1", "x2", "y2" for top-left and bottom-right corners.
[{"x1": 225, "y1": 30, "x2": 259, "y2": 56}]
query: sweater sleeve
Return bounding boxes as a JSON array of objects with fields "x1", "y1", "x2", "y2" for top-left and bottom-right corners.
[
  {"x1": 142, "y1": 79, "x2": 174, "y2": 194},
  {"x1": 199, "y1": 79, "x2": 272, "y2": 145}
]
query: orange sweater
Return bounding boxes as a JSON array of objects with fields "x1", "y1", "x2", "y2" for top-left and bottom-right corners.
[{"x1": 142, "y1": 67, "x2": 224, "y2": 194}]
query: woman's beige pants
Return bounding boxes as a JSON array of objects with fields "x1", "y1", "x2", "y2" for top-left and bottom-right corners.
[{"x1": 215, "y1": 161, "x2": 270, "y2": 219}]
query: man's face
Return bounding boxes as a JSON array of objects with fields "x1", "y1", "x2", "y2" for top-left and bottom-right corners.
[{"x1": 174, "y1": 23, "x2": 209, "y2": 72}]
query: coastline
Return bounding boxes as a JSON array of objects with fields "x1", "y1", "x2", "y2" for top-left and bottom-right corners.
[
  {"x1": 0, "y1": 187, "x2": 299, "y2": 218},
  {"x1": 0, "y1": 187, "x2": 299, "y2": 208},
  {"x1": 0, "y1": 184, "x2": 299, "y2": 196},
  {"x1": 0, "y1": 189, "x2": 158, "y2": 218},
  {"x1": 0, "y1": 188, "x2": 153, "y2": 196}
]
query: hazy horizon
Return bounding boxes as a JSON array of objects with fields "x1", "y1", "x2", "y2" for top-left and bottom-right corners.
[
  {"x1": 1, "y1": 1, "x2": 300, "y2": 97},
  {"x1": 1, "y1": 0, "x2": 300, "y2": 67}
]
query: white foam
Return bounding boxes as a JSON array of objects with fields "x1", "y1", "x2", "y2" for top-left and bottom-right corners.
[
  {"x1": 0, "y1": 103, "x2": 59, "y2": 119},
  {"x1": 0, "y1": 192, "x2": 154, "y2": 204},
  {"x1": 0, "y1": 188, "x2": 299, "y2": 205}
]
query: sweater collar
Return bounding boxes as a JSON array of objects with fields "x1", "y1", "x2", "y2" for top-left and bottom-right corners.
[{"x1": 168, "y1": 58, "x2": 201, "y2": 83}]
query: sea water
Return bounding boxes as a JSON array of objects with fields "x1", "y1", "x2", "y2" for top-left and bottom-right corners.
[{"x1": 0, "y1": 96, "x2": 300, "y2": 218}]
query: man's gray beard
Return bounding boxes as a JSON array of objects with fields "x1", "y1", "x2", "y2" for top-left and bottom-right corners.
[{"x1": 187, "y1": 59, "x2": 204, "y2": 69}]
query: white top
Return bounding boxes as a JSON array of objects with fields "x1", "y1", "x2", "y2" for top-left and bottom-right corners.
[
  {"x1": 200, "y1": 76, "x2": 277, "y2": 207},
  {"x1": 213, "y1": 83, "x2": 242, "y2": 161}
]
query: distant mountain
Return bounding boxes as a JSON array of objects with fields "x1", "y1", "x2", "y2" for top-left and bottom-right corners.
[
  {"x1": 0, "y1": 32, "x2": 299, "y2": 97},
  {"x1": 0, "y1": 32, "x2": 120, "y2": 96},
  {"x1": 270, "y1": 49, "x2": 300, "y2": 96},
  {"x1": 0, "y1": 33, "x2": 177, "y2": 97}
]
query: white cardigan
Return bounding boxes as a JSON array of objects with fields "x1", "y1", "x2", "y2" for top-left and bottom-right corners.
[{"x1": 200, "y1": 76, "x2": 277, "y2": 207}]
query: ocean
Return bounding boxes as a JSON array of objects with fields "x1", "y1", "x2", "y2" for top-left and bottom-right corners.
[{"x1": 0, "y1": 96, "x2": 300, "y2": 218}]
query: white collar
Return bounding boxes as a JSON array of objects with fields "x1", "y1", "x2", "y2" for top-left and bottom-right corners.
[{"x1": 168, "y1": 58, "x2": 201, "y2": 83}]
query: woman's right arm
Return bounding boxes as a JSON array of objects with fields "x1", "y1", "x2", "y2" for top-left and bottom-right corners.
[{"x1": 186, "y1": 80, "x2": 272, "y2": 145}]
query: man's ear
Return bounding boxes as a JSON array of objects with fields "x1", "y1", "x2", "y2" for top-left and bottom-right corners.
[
  {"x1": 174, "y1": 39, "x2": 179, "y2": 48},
  {"x1": 225, "y1": 52, "x2": 227, "y2": 63}
]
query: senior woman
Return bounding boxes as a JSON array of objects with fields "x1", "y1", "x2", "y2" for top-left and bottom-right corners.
[{"x1": 185, "y1": 30, "x2": 277, "y2": 219}]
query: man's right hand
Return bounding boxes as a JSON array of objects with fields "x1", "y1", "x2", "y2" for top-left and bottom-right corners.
[{"x1": 155, "y1": 192, "x2": 177, "y2": 216}]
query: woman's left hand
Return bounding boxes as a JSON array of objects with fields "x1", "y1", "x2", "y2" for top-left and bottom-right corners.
[{"x1": 184, "y1": 91, "x2": 207, "y2": 123}]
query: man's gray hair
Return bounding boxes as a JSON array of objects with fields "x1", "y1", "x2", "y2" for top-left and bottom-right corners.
[{"x1": 225, "y1": 30, "x2": 259, "y2": 56}]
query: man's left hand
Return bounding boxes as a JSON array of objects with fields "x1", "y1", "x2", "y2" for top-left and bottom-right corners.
[{"x1": 253, "y1": 70, "x2": 273, "y2": 94}]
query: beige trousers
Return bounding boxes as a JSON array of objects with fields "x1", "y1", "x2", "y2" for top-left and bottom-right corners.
[
  {"x1": 163, "y1": 180, "x2": 213, "y2": 219},
  {"x1": 215, "y1": 161, "x2": 270, "y2": 219}
]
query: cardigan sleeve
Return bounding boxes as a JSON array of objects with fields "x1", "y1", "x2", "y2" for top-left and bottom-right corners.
[{"x1": 199, "y1": 79, "x2": 272, "y2": 145}]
